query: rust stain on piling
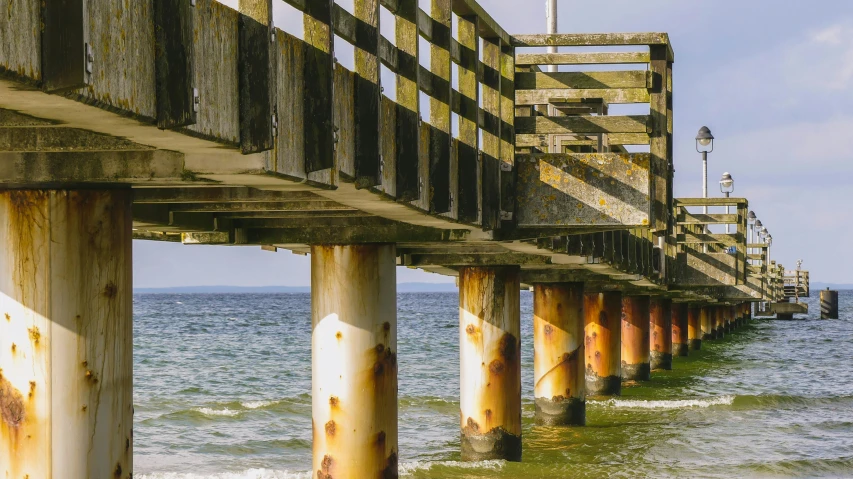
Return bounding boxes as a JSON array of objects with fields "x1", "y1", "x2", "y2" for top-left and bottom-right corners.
[
  {"x1": 0, "y1": 374, "x2": 26, "y2": 428},
  {"x1": 325, "y1": 420, "x2": 336, "y2": 437},
  {"x1": 27, "y1": 326, "x2": 40, "y2": 345},
  {"x1": 317, "y1": 454, "x2": 335, "y2": 479}
]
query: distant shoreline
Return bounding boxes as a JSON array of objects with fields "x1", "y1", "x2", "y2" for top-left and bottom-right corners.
[{"x1": 134, "y1": 282, "x2": 459, "y2": 294}]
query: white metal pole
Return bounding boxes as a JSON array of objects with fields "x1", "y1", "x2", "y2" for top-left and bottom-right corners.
[
  {"x1": 725, "y1": 192, "x2": 730, "y2": 234},
  {"x1": 546, "y1": 0, "x2": 557, "y2": 73}
]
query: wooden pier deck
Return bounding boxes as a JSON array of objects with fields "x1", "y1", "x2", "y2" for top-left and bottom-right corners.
[{"x1": 0, "y1": 0, "x2": 807, "y2": 476}]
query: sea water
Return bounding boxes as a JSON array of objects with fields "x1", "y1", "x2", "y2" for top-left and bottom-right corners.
[{"x1": 133, "y1": 291, "x2": 853, "y2": 478}]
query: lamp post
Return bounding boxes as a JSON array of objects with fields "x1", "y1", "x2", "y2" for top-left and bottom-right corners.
[
  {"x1": 720, "y1": 172, "x2": 734, "y2": 234},
  {"x1": 696, "y1": 127, "x2": 715, "y2": 214}
]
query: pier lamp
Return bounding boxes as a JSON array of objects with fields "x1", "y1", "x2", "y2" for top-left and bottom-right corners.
[
  {"x1": 766, "y1": 234, "x2": 773, "y2": 266},
  {"x1": 696, "y1": 127, "x2": 715, "y2": 211},
  {"x1": 747, "y1": 211, "x2": 757, "y2": 254},
  {"x1": 720, "y1": 172, "x2": 734, "y2": 233}
]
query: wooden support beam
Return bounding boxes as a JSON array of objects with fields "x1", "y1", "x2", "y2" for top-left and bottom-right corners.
[
  {"x1": 238, "y1": 0, "x2": 275, "y2": 154},
  {"x1": 0, "y1": 150, "x2": 184, "y2": 186},
  {"x1": 303, "y1": 0, "x2": 335, "y2": 172},
  {"x1": 153, "y1": 0, "x2": 196, "y2": 129},
  {"x1": 649, "y1": 44, "x2": 671, "y2": 233},
  {"x1": 401, "y1": 252, "x2": 549, "y2": 266},
  {"x1": 456, "y1": 15, "x2": 480, "y2": 223},
  {"x1": 246, "y1": 224, "x2": 469, "y2": 244},
  {"x1": 429, "y1": 0, "x2": 453, "y2": 213},
  {"x1": 515, "y1": 115, "x2": 652, "y2": 135},
  {"x1": 515, "y1": 71, "x2": 652, "y2": 90},
  {"x1": 132, "y1": 187, "x2": 324, "y2": 203},
  {"x1": 500, "y1": 45, "x2": 516, "y2": 227},
  {"x1": 516, "y1": 88, "x2": 650, "y2": 106},
  {"x1": 168, "y1": 201, "x2": 356, "y2": 213},
  {"x1": 353, "y1": 0, "x2": 382, "y2": 187},
  {"x1": 481, "y1": 37, "x2": 502, "y2": 230},
  {"x1": 515, "y1": 52, "x2": 651, "y2": 66},
  {"x1": 394, "y1": 0, "x2": 420, "y2": 201},
  {"x1": 41, "y1": 0, "x2": 86, "y2": 92},
  {"x1": 515, "y1": 133, "x2": 650, "y2": 149}
]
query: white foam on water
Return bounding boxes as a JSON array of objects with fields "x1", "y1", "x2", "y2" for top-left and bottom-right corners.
[
  {"x1": 136, "y1": 471, "x2": 310, "y2": 479},
  {"x1": 193, "y1": 407, "x2": 242, "y2": 417},
  {"x1": 399, "y1": 459, "x2": 505, "y2": 475},
  {"x1": 589, "y1": 395, "x2": 735, "y2": 410},
  {"x1": 241, "y1": 400, "x2": 277, "y2": 409}
]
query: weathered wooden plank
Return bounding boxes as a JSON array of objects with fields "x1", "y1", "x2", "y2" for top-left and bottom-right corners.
[
  {"x1": 274, "y1": 31, "x2": 305, "y2": 179},
  {"x1": 246, "y1": 223, "x2": 469, "y2": 244},
  {"x1": 674, "y1": 197, "x2": 747, "y2": 207},
  {"x1": 394, "y1": 0, "x2": 420, "y2": 201},
  {"x1": 189, "y1": 0, "x2": 240, "y2": 143},
  {"x1": 481, "y1": 37, "x2": 502, "y2": 230},
  {"x1": 353, "y1": 0, "x2": 382, "y2": 187},
  {"x1": 378, "y1": 96, "x2": 397, "y2": 196},
  {"x1": 677, "y1": 233, "x2": 740, "y2": 246},
  {"x1": 333, "y1": 64, "x2": 356, "y2": 179},
  {"x1": 515, "y1": 71, "x2": 651, "y2": 90},
  {"x1": 429, "y1": 0, "x2": 452, "y2": 214},
  {"x1": 649, "y1": 44, "x2": 670, "y2": 233},
  {"x1": 75, "y1": 0, "x2": 159, "y2": 118},
  {"x1": 514, "y1": 153, "x2": 652, "y2": 228},
  {"x1": 456, "y1": 14, "x2": 480, "y2": 223},
  {"x1": 515, "y1": 115, "x2": 651, "y2": 135},
  {"x1": 516, "y1": 133, "x2": 650, "y2": 148},
  {"x1": 516, "y1": 88, "x2": 650, "y2": 106},
  {"x1": 0, "y1": 150, "x2": 184, "y2": 185},
  {"x1": 500, "y1": 45, "x2": 516, "y2": 226},
  {"x1": 154, "y1": 0, "x2": 196, "y2": 129},
  {"x1": 515, "y1": 52, "x2": 651, "y2": 66},
  {"x1": 238, "y1": 11, "x2": 275, "y2": 153},
  {"x1": 132, "y1": 187, "x2": 323, "y2": 203},
  {"x1": 304, "y1": 0, "x2": 335, "y2": 172},
  {"x1": 450, "y1": 0, "x2": 511, "y2": 46},
  {"x1": 0, "y1": 0, "x2": 40, "y2": 81},
  {"x1": 677, "y1": 213, "x2": 739, "y2": 225},
  {"x1": 511, "y1": 32, "x2": 670, "y2": 47},
  {"x1": 41, "y1": 0, "x2": 86, "y2": 92}
]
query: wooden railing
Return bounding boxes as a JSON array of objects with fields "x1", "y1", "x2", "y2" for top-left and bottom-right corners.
[{"x1": 673, "y1": 198, "x2": 747, "y2": 286}]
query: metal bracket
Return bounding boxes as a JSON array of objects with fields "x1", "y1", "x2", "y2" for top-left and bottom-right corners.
[
  {"x1": 500, "y1": 162, "x2": 513, "y2": 172},
  {"x1": 192, "y1": 88, "x2": 200, "y2": 112},
  {"x1": 500, "y1": 211, "x2": 513, "y2": 221},
  {"x1": 271, "y1": 110, "x2": 278, "y2": 138}
]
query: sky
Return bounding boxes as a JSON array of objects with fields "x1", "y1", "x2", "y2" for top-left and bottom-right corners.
[{"x1": 134, "y1": 0, "x2": 853, "y2": 287}]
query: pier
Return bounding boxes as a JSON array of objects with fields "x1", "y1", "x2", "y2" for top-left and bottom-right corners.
[{"x1": 0, "y1": 0, "x2": 811, "y2": 476}]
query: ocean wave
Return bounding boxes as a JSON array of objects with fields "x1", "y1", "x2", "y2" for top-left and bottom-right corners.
[
  {"x1": 589, "y1": 396, "x2": 734, "y2": 410},
  {"x1": 241, "y1": 400, "x2": 279, "y2": 409},
  {"x1": 192, "y1": 407, "x2": 242, "y2": 417},
  {"x1": 136, "y1": 470, "x2": 310, "y2": 479},
  {"x1": 399, "y1": 460, "x2": 505, "y2": 475}
]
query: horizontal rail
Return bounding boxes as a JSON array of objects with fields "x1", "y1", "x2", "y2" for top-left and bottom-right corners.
[
  {"x1": 675, "y1": 198, "x2": 748, "y2": 207},
  {"x1": 515, "y1": 88, "x2": 651, "y2": 106},
  {"x1": 677, "y1": 213, "x2": 739, "y2": 225},
  {"x1": 515, "y1": 71, "x2": 652, "y2": 90},
  {"x1": 515, "y1": 52, "x2": 651, "y2": 66},
  {"x1": 511, "y1": 32, "x2": 671, "y2": 47},
  {"x1": 515, "y1": 115, "x2": 651, "y2": 135},
  {"x1": 515, "y1": 133, "x2": 649, "y2": 148}
]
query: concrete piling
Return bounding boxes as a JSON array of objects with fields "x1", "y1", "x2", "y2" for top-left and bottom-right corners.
[
  {"x1": 311, "y1": 244, "x2": 399, "y2": 478},
  {"x1": 687, "y1": 306, "x2": 702, "y2": 351},
  {"x1": 650, "y1": 298, "x2": 673, "y2": 370},
  {"x1": 713, "y1": 306, "x2": 725, "y2": 339},
  {"x1": 584, "y1": 292, "x2": 623, "y2": 396},
  {"x1": 672, "y1": 303, "x2": 689, "y2": 356},
  {"x1": 700, "y1": 306, "x2": 714, "y2": 340},
  {"x1": 459, "y1": 266, "x2": 522, "y2": 461},
  {"x1": 820, "y1": 289, "x2": 839, "y2": 319},
  {"x1": 621, "y1": 295, "x2": 651, "y2": 381},
  {"x1": 0, "y1": 189, "x2": 134, "y2": 479},
  {"x1": 533, "y1": 283, "x2": 585, "y2": 426}
]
